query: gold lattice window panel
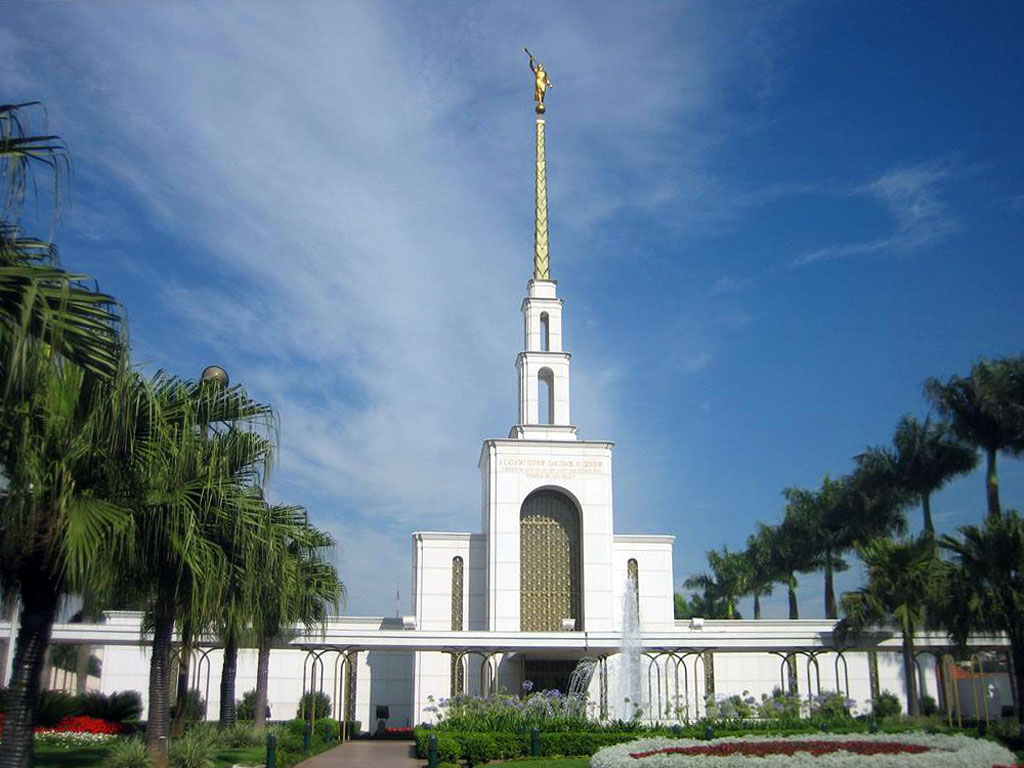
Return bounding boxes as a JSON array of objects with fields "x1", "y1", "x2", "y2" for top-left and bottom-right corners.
[
  {"x1": 520, "y1": 490, "x2": 581, "y2": 631},
  {"x1": 451, "y1": 556, "x2": 464, "y2": 631},
  {"x1": 627, "y1": 558, "x2": 640, "y2": 622}
]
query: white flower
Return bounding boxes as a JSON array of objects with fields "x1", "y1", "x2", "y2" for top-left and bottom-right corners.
[{"x1": 591, "y1": 732, "x2": 1014, "y2": 768}]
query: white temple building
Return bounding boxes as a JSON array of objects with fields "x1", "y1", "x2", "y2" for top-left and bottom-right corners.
[{"x1": 0, "y1": 83, "x2": 1012, "y2": 730}]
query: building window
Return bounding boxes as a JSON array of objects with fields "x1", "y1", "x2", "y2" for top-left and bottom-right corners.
[
  {"x1": 540, "y1": 312, "x2": 550, "y2": 351},
  {"x1": 627, "y1": 558, "x2": 639, "y2": 622},
  {"x1": 520, "y1": 490, "x2": 581, "y2": 631},
  {"x1": 451, "y1": 556, "x2": 464, "y2": 631},
  {"x1": 538, "y1": 367, "x2": 554, "y2": 424}
]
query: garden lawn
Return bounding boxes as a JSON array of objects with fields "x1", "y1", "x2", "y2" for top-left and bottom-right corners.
[
  {"x1": 33, "y1": 743, "x2": 110, "y2": 767},
  {"x1": 502, "y1": 760, "x2": 590, "y2": 768},
  {"x1": 215, "y1": 746, "x2": 266, "y2": 766}
]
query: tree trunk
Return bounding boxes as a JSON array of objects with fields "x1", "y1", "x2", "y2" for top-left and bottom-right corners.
[
  {"x1": 254, "y1": 636, "x2": 271, "y2": 731},
  {"x1": 0, "y1": 570, "x2": 60, "y2": 768},
  {"x1": 824, "y1": 552, "x2": 837, "y2": 620},
  {"x1": 218, "y1": 630, "x2": 238, "y2": 728},
  {"x1": 75, "y1": 593, "x2": 97, "y2": 695},
  {"x1": 170, "y1": 617, "x2": 192, "y2": 738},
  {"x1": 986, "y1": 448, "x2": 1000, "y2": 518},
  {"x1": 147, "y1": 595, "x2": 176, "y2": 768},
  {"x1": 921, "y1": 493, "x2": 934, "y2": 537},
  {"x1": 902, "y1": 631, "x2": 919, "y2": 717},
  {"x1": 787, "y1": 576, "x2": 799, "y2": 620},
  {"x1": 753, "y1": 593, "x2": 761, "y2": 620}
]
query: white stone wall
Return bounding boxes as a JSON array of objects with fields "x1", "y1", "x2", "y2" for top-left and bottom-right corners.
[
  {"x1": 612, "y1": 535, "x2": 676, "y2": 631},
  {"x1": 479, "y1": 439, "x2": 616, "y2": 632}
]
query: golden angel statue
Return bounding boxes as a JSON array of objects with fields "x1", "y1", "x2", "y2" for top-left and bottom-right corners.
[{"x1": 525, "y1": 48, "x2": 552, "y2": 113}]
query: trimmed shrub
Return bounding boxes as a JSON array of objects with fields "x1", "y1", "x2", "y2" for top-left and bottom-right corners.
[
  {"x1": 174, "y1": 689, "x2": 207, "y2": 721},
  {"x1": 78, "y1": 690, "x2": 143, "y2": 723},
  {"x1": 314, "y1": 717, "x2": 340, "y2": 741},
  {"x1": 921, "y1": 694, "x2": 938, "y2": 716},
  {"x1": 106, "y1": 737, "x2": 153, "y2": 768},
  {"x1": 36, "y1": 690, "x2": 82, "y2": 726},
  {"x1": 236, "y1": 689, "x2": 257, "y2": 721},
  {"x1": 297, "y1": 690, "x2": 332, "y2": 719},
  {"x1": 460, "y1": 732, "x2": 497, "y2": 765},
  {"x1": 873, "y1": 690, "x2": 902, "y2": 718}
]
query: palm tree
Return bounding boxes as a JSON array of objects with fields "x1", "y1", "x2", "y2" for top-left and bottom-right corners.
[
  {"x1": 116, "y1": 373, "x2": 274, "y2": 768},
  {"x1": 840, "y1": 536, "x2": 944, "y2": 717},
  {"x1": 251, "y1": 510, "x2": 342, "y2": 731},
  {"x1": 684, "y1": 547, "x2": 747, "y2": 619},
  {"x1": 857, "y1": 415, "x2": 978, "y2": 536},
  {"x1": 783, "y1": 478, "x2": 851, "y2": 620},
  {"x1": 759, "y1": 522, "x2": 807, "y2": 619},
  {"x1": 925, "y1": 357, "x2": 1024, "y2": 518},
  {"x1": 787, "y1": 475, "x2": 908, "y2": 620},
  {"x1": 744, "y1": 528, "x2": 775, "y2": 619},
  {"x1": 0, "y1": 360, "x2": 136, "y2": 768},
  {"x1": 940, "y1": 511, "x2": 1024, "y2": 719}
]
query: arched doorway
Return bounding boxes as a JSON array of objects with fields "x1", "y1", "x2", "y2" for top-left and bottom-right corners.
[{"x1": 520, "y1": 489, "x2": 582, "y2": 631}]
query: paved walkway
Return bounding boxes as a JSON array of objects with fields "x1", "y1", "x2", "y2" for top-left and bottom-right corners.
[{"x1": 291, "y1": 739, "x2": 423, "y2": 768}]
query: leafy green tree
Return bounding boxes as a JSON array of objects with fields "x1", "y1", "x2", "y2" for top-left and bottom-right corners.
[
  {"x1": 787, "y1": 475, "x2": 907, "y2": 619},
  {"x1": 940, "y1": 511, "x2": 1024, "y2": 718},
  {"x1": 925, "y1": 357, "x2": 1024, "y2": 518},
  {"x1": 0, "y1": 102, "x2": 126, "y2": 768},
  {"x1": 857, "y1": 415, "x2": 977, "y2": 536},
  {"x1": 759, "y1": 522, "x2": 808, "y2": 619},
  {"x1": 252, "y1": 510, "x2": 342, "y2": 731},
  {"x1": 743, "y1": 527, "x2": 775, "y2": 619},
  {"x1": 684, "y1": 546, "x2": 747, "y2": 619},
  {"x1": 114, "y1": 373, "x2": 274, "y2": 768},
  {"x1": 840, "y1": 536, "x2": 944, "y2": 716},
  {"x1": 783, "y1": 478, "x2": 851, "y2": 620}
]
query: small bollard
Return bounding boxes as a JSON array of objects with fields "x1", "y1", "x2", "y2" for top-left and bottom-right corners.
[
  {"x1": 531, "y1": 727, "x2": 541, "y2": 757},
  {"x1": 821, "y1": 721, "x2": 830, "y2": 733},
  {"x1": 266, "y1": 732, "x2": 277, "y2": 768},
  {"x1": 671, "y1": 724, "x2": 683, "y2": 738},
  {"x1": 704, "y1": 724, "x2": 714, "y2": 741},
  {"x1": 304, "y1": 721, "x2": 313, "y2": 752},
  {"x1": 428, "y1": 733, "x2": 438, "y2": 768},
  {"x1": 869, "y1": 719, "x2": 878, "y2": 734},
  {"x1": 977, "y1": 720, "x2": 987, "y2": 738}
]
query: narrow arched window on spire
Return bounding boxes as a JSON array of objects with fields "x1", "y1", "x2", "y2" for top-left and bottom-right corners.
[
  {"x1": 538, "y1": 368, "x2": 554, "y2": 424},
  {"x1": 540, "y1": 312, "x2": 550, "y2": 351}
]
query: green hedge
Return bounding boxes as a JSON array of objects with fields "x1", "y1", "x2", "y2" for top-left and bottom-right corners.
[{"x1": 415, "y1": 729, "x2": 639, "y2": 761}]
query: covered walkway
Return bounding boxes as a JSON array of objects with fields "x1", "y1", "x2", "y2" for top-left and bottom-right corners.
[{"x1": 292, "y1": 739, "x2": 422, "y2": 768}]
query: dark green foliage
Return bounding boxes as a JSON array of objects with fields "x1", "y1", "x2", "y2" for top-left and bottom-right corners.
[
  {"x1": 314, "y1": 717, "x2": 340, "y2": 741},
  {"x1": 539, "y1": 732, "x2": 637, "y2": 757},
  {"x1": 460, "y1": 733, "x2": 497, "y2": 765},
  {"x1": 35, "y1": 690, "x2": 81, "y2": 726},
  {"x1": 920, "y1": 694, "x2": 938, "y2": 716},
  {"x1": 235, "y1": 689, "x2": 257, "y2": 721},
  {"x1": 297, "y1": 690, "x2": 332, "y2": 719},
  {"x1": 78, "y1": 690, "x2": 143, "y2": 722},
  {"x1": 175, "y1": 689, "x2": 207, "y2": 721},
  {"x1": 873, "y1": 690, "x2": 902, "y2": 717}
]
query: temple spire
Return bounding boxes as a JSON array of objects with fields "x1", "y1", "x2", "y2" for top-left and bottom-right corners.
[
  {"x1": 525, "y1": 48, "x2": 553, "y2": 280},
  {"x1": 533, "y1": 117, "x2": 550, "y2": 280}
]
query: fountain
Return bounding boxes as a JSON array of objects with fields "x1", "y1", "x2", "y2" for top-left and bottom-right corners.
[{"x1": 617, "y1": 572, "x2": 643, "y2": 721}]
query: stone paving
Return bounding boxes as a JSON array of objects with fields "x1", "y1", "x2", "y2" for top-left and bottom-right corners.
[{"x1": 290, "y1": 739, "x2": 423, "y2": 768}]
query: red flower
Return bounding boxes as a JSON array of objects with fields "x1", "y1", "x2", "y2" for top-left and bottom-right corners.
[{"x1": 629, "y1": 740, "x2": 932, "y2": 759}]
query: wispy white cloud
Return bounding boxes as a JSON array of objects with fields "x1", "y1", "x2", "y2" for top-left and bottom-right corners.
[
  {"x1": 2, "y1": 1, "x2": 794, "y2": 612},
  {"x1": 794, "y1": 161, "x2": 960, "y2": 266}
]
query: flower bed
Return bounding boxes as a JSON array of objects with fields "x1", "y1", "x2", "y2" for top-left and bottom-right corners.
[{"x1": 592, "y1": 734, "x2": 1015, "y2": 768}]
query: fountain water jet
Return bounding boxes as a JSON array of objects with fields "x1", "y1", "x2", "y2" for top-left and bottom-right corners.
[{"x1": 617, "y1": 572, "x2": 643, "y2": 720}]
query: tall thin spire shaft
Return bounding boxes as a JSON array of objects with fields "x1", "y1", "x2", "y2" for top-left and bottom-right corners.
[{"x1": 533, "y1": 117, "x2": 550, "y2": 280}]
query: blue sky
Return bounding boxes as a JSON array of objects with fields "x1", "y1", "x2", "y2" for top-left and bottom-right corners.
[{"x1": 3, "y1": 1, "x2": 1022, "y2": 617}]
